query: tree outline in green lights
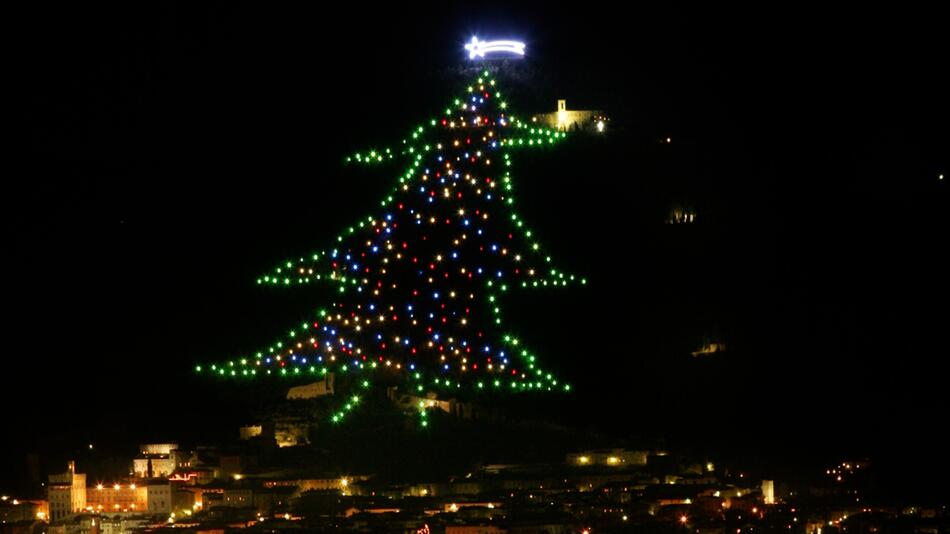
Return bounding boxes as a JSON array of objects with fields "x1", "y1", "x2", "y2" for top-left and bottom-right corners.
[{"x1": 196, "y1": 71, "x2": 586, "y2": 425}]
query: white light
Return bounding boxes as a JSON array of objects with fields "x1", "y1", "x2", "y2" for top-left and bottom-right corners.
[{"x1": 465, "y1": 37, "x2": 525, "y2": 59}]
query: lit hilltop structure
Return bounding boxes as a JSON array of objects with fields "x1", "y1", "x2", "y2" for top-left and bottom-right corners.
[{"x1": 197, "y1": 39, "x2": 604, "y2": 425}]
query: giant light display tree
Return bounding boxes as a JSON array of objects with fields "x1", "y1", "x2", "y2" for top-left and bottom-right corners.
[{"x1": 197, "y1": 40, "x2": 586, "y2": 426}]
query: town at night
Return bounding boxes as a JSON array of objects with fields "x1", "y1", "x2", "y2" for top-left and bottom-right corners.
[{"x1": 3, "y1": 3, "x2": 947, "y2": 533}]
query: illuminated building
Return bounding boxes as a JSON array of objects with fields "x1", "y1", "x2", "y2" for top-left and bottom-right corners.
[
  {"x1": 132, "y1": 443, "x2": 191, "y2": 478},
  {"x1": 84, "y1": 481, "x2": 172, "y2": 514},
  {"x1": 532, "y1": 100, "x2": 606, "y2": 132},
  {"x1": 566, "y1": 449, "x2": 649, "y2": 467},
  {"x1": 762, "y1": 480, "x2": 775, "y2": 504},
  {"x1": 0, "y1": 499, "x2": 47, "y2": 523},
  {"x1": 47, "y1": 461, "x2": 86, "y2": 522},
  {"x1": 286, "y1": 373, "x2": 335, "y2": 399}
]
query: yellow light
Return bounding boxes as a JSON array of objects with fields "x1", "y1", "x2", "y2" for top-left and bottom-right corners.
[
  {"x1": 233, "y1": 474, "x2": 243, "y2": 481},
  {"x1": 114, "y1": 484, "x2": 120, "y2": 491},
  {"x1": 680, "y1": 515, "x2": 689, "y2": 524},
  {"x1": 97, "y1": 484, "x2": 103, "y2": 490},
  {"x1": 578, "y1": 456, "x2": 590, "y2": 464},
  {"x1": 340, "y1": 477, "x2": 349, "y2": 488},
  {"x1": 607, "y1": 456, "x2": 620, "y2": 465},
  {"x1": 130, "y1": 484, "x2": 136, "y2": 490}
]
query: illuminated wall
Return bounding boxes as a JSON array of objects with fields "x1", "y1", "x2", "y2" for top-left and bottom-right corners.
[
  {"x1": 132, "y1": 457, "x2": 176, "y2": 478},
  {"x1": 139, "y1": 443, "x2": 178, "y2": 455},
  {"x1": 286, "y1": 374, "x2": 335, "y2": 400}
]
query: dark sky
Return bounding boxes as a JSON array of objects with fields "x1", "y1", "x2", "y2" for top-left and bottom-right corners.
[{"x1": 4, "y1": 3, "x2": 947, "y2": 488}]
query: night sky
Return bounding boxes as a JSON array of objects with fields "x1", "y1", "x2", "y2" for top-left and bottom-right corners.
[{"x1": 5, "y1": 4, "x2": 947, "y2": 490}]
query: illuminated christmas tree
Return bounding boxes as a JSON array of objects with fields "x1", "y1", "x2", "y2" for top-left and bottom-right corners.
[{"x1": 196, "y1": 70, "x2": 585, "y2": 425}]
